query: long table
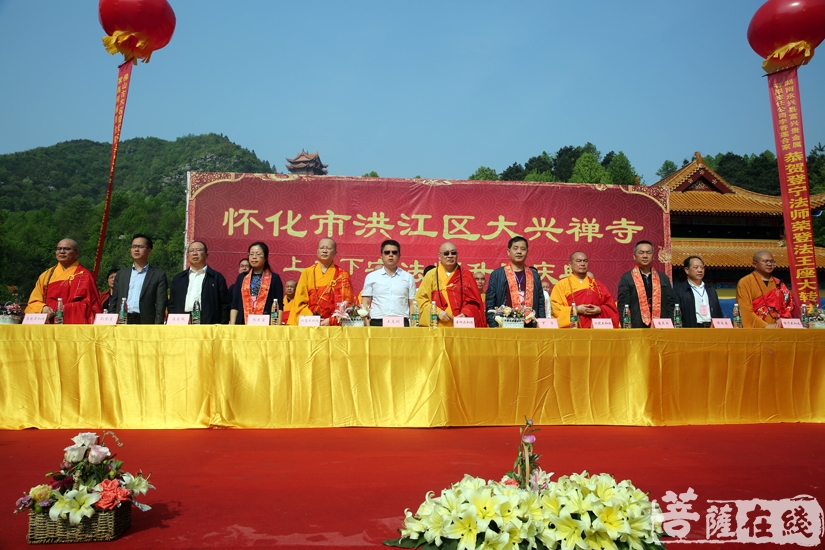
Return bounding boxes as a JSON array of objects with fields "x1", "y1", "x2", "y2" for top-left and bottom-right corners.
[{"x1": 1, "y1": 326, "x2": 823, "y2": 429}]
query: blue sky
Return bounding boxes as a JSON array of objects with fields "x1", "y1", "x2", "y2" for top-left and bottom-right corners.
[{"x1": 1, "y1": 0, "x2": 823, "y2": 183}]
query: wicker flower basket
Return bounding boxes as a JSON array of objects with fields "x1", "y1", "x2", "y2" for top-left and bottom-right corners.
[
  {"x1": 502, "y1": 318, "x2": 524, "y2": 328},
  {"x1": 27, "y1": 505, "x2": 131, "y2": 544},
  {"x1": 340, "y1": 317, "x2": 364, "y2": 327},
  {"x1": 0, "y1": 314, "x2": 21, "y2": 325}
]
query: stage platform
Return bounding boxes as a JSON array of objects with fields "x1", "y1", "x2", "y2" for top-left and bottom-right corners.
[
  {"x1": 1, "y1": 425, "x2": 824, "y2": 548},
  {"x1": 1, "y1": 326, "x2": 823, "y2": 429}
]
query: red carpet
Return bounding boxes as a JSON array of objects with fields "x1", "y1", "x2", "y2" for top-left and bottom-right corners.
[{"x1": 1, "y1": 425, "x2": 824, "y2": 549}]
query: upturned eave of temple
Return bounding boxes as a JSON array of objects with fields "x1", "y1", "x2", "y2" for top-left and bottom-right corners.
[
  {"x1": 654, "y1": 152, "x2": 825, "y2": 215},
  {"x1": 671, "y1": 238, "x2": 825, "y2": 269}
]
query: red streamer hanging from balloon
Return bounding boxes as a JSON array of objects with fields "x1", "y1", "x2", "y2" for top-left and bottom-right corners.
[{"x1": 93, "y1": 0, "x2": 176, "y2": 278}]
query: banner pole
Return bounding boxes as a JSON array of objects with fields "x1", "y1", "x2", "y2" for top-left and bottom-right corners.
[
  {"x1": 93, "y1": 61, "x2": 133, "y2": 279},
  {"x1": 766, "y1": 67, "x2": 819, "y2": 311}
]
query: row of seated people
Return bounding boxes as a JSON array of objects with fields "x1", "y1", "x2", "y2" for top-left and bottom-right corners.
[{"x1": 26, "y1": 234, "x2": 797, "y2": 329}]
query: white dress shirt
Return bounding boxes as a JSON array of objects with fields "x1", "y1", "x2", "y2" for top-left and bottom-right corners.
[
  {"x1": 689, "y1": 281, "x2": 712, "y2": 323},
  {"x1": 185, "y1": 266, "x2": 207, "y2": 312},
  {"x1": 362, "y1": 267, "x2": 416, "y2": 318}
]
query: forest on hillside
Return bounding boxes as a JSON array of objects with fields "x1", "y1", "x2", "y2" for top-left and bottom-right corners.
[
  {"x1": 1, "y1": 136, "x2": 823, "y2": 304},
  {"x1": 0, "y1": 133, "x2": 274, "y2": 303}
]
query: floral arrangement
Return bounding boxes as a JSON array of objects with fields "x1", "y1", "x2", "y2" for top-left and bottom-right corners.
[
  {"x1": 332, "y1": 301, "x2": 368, "y2": 322},
  {"x1": 488, "y1": 304, "x2": 536, "y2": 326},
  {"x1": 14, "y1": 432, "x2": 154, "y2": 525},
  {"x1": 1, "y1": 301, "x2": 22, "y2": 317},
  {"x1": 806, "y1": 305, "x2": 825, "y2": 327},
  {"x1": 385, "y1": 419, "x2": 667, "y2": 550}
]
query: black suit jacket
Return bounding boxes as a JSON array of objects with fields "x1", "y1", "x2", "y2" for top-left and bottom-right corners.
[
  {"x1": 168, "y1": 266, "x2": 231, "y2": 324},
  {"x1": 616, "y1": 270, "x2": 675, "y2": 328},
  {"x1": 110, "y1": 264, "x2": 168, "y2": 324},
  {"x1": 672, "y1": 280, "x2": 723, "y2": 327},
  {"x1": 484, "y1": 266, "x2": 545, "y2": 327},
  {"x1": 230, "y1": 271, "x2": 284, "y2": 325}
]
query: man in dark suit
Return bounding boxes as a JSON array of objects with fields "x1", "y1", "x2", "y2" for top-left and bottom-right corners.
[
  {"x1": 616, "y1": 240, "x2": 675, "y2": 328},
  {"x1": 168, "y1": 241, "x2": 230, "y2": 324},
  {"x1": 673, "y1": 256, "x2": 723, "y2": 328},
  {"x1": 110, "y1": 234, "x2": 168, "y2": 324}
]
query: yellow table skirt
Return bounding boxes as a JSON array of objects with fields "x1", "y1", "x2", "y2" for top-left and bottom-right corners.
[{"x1": 1, "y1": 326, "x2": 823, "y2": 429}]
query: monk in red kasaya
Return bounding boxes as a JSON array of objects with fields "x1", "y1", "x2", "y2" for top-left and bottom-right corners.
[
  {"x1": 415, "y1": 241, "x2": 486, "y2": 328},
  {"x1": 25, "y1": 239, "x2": 101, "y2": 324},
  {"x1": 736, "y1": 250, "x2": 795, "y2": 328}
]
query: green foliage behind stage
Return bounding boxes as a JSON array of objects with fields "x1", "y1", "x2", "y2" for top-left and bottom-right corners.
[{"x1": 0, "y1": 134, "x2": 274, "y2": 302}]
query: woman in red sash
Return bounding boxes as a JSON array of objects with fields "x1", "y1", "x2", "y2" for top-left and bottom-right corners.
[{"x1": 229, "y1": 242, "x2": 284, "y2": 325}]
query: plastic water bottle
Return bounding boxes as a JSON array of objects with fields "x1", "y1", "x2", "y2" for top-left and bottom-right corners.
[
  {"x1": 569, "y1": 302, "x2": 579, "y2": 329},
  {"x1": 673, "y1": 303, "x2": 682, "y2": 328},
  {"x1": 801, "y1": 304, "x2": 809, "y2": 328},
  {"x1": 622, "y1": 305, "x2": 631, "y2": 329},
  {"x1": 191, "y1": 300, "x2": 201, "y2": 325},
  {"x1": 118, "y1": 298, "x2": 128, "y2": 325},
  {"x1": 270, "y1": 299, "x2": 280, "y2": 326},
  {"x1": 54, "y1": 298, "x2": 64, "y2": 325},
  {"x1": 732, "y1": 303, "x2": 742, "y2": 328},
  {"x1": 411, "y1": 302, "x2": 419, "y2": 327},
  {"x1": 430, "y1": 301, "x2": 438, "y2": 329}
]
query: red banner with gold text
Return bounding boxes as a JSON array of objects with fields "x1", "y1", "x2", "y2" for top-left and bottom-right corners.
[
  {"x1": 93, "y1": 62, "x2": 133, "y2": 278},
  {"x1": 767, "y1": 67, "x2": 820, "y2": 309},
  {"x1": 186, "y1": 174, "x2": 670, "y2": 298}
]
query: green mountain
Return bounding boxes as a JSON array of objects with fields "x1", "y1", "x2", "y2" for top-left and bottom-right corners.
[{"x1": 0, "y1": 134, "x2": 275, "y2": 302}]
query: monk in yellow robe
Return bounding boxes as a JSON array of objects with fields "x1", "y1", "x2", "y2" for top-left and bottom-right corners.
[
  {"x1": 25, "y1": 239, "x2": 101, "y2": 324},
  {"x1": 736, "y1": 250, "x2": 795, "y2": 328},
  {"x1": 551, "y1": 252, "x2": 619, "y2": 328},
  {"x1": 415, "y1": 242, "x2": 486, "y2": 327},
  {"x1": 288, "y1": 239, "x2": 354, "y2": 326}
]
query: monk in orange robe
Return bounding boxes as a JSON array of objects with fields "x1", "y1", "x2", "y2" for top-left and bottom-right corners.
[
  {"x1": 736, "y1": 250, "x2": 795, "y2": 328},
  {"x1": 415, "y1": 242, "x2": 487, "y2": 327},
  {"x1": 288, "y1": 239, "x2": 354, "y2": 326},
  {"x1": 25, "y1": 239, "x2": 101, "y2": 324},
  {"x1": 280, "y1": 279, "x2": 297, "y2": 324},
  {"x1": 551, "y1": 251, "x2": 619, "y2": 328}
]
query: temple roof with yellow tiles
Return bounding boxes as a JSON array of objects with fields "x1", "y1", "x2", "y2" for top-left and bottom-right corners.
[
  {"x1": 653, "y1": 152, "x2": 825, "y2": 215},
  {"x1": 672, "y1": 238, "x2": 825, "y2": 269}
]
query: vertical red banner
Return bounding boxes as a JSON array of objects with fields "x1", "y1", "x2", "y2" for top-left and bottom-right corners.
[
  {"x1": 93, "y1": 62, "x2": 133, "y2": 278},
  {"x1": 767, "y1": 67, "x2": 819, "y2": 310}
]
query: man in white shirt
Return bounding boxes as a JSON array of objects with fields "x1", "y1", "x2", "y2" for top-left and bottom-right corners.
[
  {"x1": 673, "y1": 256, "x2": 723, "y2": 328},
  {"x1": 361, "y1": 240, "x2": 417, "y2": 326},
  {"x1": 168, "y1": 241, "x2": 231, "y2": 324}
]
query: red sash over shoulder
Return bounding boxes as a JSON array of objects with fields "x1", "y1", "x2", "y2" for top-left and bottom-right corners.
[
  {"x1": 631, "y1": 268, "x2": 660, "y2": 327},
  {"x1": 241, "y1": 269, "x2": 272, "y2": 322},
  {"x1": 504, "y1": 264, "x2": 533, "y2": 309},
  {"x1": 751, "y1": 273, "x2": 794, "y2": 321},
  {"x1": 566, "y1": 277, "x2": 619, "y2": 328}
]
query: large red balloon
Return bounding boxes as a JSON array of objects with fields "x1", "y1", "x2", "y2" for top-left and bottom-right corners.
[
  {"x1": 748, "y1": 0, "x2": 825, "y2": 71},
  {"x1": 99, "y1": 0, "x2": 176, "y2": 63}
]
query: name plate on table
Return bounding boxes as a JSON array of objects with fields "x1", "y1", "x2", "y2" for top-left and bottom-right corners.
[
  {"x1": 22, "y1": 314, "x2": 47, "y2": 325},
  {"x1": 778, "y1": 318, "x2": 804, "y2": 329},
  {"x1": 167, "y1": 314, "x2": 190, "y2": 325},
  {"x1": 298, "y1": 316, "x2": 321, "y2": 327},
  {"x1": 453, "y1": 318, "x2": 475, "y2": 328},
  {"x1": 537, "y1": 318, "x2": 558, "y2": 328},
  {"x1": 652, "y1": 318, "x2": 674, "y2": 329},
  {"x1": 711, "y1": 318, "x2": 733, "y2": 328},
  {"x1": 382, "y1": 317, "x2": 404, "y2": 327},
  {"x1": 592, "y1": 319, "x2": 614, "y2": 329},
  {"x1": 94, "y1": 313, "x2": 118, "y2": 325},
  {"x1": 247, "y1": 314, "x2": 270, "y2": 326}
]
